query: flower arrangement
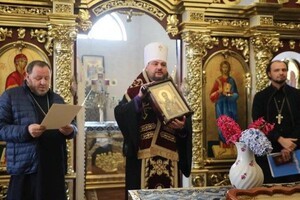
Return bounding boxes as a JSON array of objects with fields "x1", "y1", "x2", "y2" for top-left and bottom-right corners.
[{"x1": 216, "y1": 115, "x2": 274, "y2": 156}]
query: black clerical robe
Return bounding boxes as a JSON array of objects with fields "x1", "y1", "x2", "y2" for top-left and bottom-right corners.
[
  {"x1": 252, "y1": 83, "x2": 300, "y2": 183},
  {"x1": 114, "y1": 70, "x2": 192, "y2": 199}
]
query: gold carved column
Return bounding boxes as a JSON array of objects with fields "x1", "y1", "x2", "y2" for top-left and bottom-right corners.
[
  {"x1": 48, "y1": 24, "x2": 77, "y2": 104},
  {"x1": 249, "y1": 14, "x2": 282, "y2": 92},
  {"x1": 47, "y1": 1, "x2": 77, "y2": 199},
  {"x1": 182, "y1": 31, "x2": 218, "y2": 186},
  {"x1": 250, "y1": 33, "x2": 282, "y2": 92}
]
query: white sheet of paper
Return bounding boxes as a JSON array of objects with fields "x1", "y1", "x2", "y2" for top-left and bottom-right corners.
[{"x1": 41, "y1": 103, "x2": 82, "y2": 129}]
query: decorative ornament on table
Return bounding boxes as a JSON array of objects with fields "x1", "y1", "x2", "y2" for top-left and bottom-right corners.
[{"x1": 217, "y1": 115, "x2": 274, "y2": 189}]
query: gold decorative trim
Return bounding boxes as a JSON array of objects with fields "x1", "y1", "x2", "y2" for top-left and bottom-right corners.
[
  {"x1": 205, "y1": 18, "x2": 249, "y2": 28},
  {"x1": 166, "y1": 14, "x2": 179, "y2": 36},
  {"x1": 77, "y1": 9, "x2": 93, "y2": 32},
  {"x1": 30, "y1": 29, "x2": 53, "y2": 56},
  {"x1": 66, "y1": 140, "x2": 74, "y2": 174},
  {"x1": 231, "y1": 38, "x2": 249, "y2": 63},
  {"x1": 190, "y1": 11, "x2": 204, "y2": 22},
  {"x1": 140, "y1": 131, "x2": 154, "y2": 140},
  {"x1": 0, "y1": 184, "x2": 8, "y2": 199},
  {"x1": 95, "y1": 152, "x2": 124, "y2": 173},
  {"x1": 289, "y1": 40, "x2": 296, "y2": 49},
  {"x1": 0, "y1": 4, "x2": 51, "y2": 15},
  {"x1": 92, "y1": 0, "x2": 166, "y2": 21},
  {"x1": 31, "y1": 29, "x2": 48, "y2": 43},
  {"x1": 138, "y1": 145, "x2": 179, "y2": 161},
  {"x1": 13, "y1": 40, "x2": 27, "y2": 52},
  {"x1": 208, "y1": 172, "x2": 230, "y2": 186},
  {"x1": 274, "y1": 22, "x2": 300, "y2": 29},
  {"x1": 141, "y1": 158, "x2": 178, "y2": 188},
  {"x1": 222, "y1": 37, "x2": 230, "y2": 47},
  {"x1": 245, "y1": 72, "x2": 251, "y2": 89},
  {"x1": 140, "y1": 123, "x2": 156, "y2": 132},
  {"x1": 0, "y1": 27, "x2": 12, "y2": 41},
  {"x1": 17, "y1": 27, "x2": 26, "y2": 39},
  {"x1": 192, "y1": 173, "x2": 206, "y2": 187},
  {"x1": 85, "y1": 174, "x2": 125, "y2": 189},
  {"x1": 160, "y1": 131, "x2": 176, "y2": 142},
  {"x1": 260, "y1": 16, "x2": 273, "y2": 26},
  {"x1": 53, "y1": 2, "x2": 73, "y2": 14},
  {"x1": 118, "y1": 9, "x2": 144, "y2": 23},
  {"x1": 0, "y1": 40, "x2": 50, "y2": 62}
]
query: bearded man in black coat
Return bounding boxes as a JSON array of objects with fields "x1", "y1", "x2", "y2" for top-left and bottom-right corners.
[{"x1": 252, "y1": 60, "x2": 300, "y2": 183}]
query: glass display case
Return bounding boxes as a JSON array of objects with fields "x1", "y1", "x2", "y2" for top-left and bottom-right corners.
[{"x1": 84, "y1": 121, "x2": 125, "y2": 189}]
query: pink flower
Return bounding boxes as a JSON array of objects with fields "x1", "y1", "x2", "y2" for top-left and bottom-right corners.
[
  {"x1": 216, "y1": 115, "x2": 274, "y2": 156},
  {"x1": 248, "y1": 117, "x2": 274, "y2": 135},
  {"x1": 216, "y1": 115, "x2": 242, "y2": 144}
]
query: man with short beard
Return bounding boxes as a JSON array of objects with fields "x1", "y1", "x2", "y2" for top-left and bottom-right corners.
[{"x1": 252, "y1": 60, "x2": 300, "y2": 183}]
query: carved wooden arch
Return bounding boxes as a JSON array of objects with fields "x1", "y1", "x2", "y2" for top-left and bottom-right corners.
[{"x1": 83, "y1": 0, "x2": 180, "y2": 39}]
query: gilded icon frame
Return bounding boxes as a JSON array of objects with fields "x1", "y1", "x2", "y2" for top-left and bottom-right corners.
[
  {"x1": 203, "y1": 50, "x2": 250, "y2": 160},
  {"x1": 147, "y1": 79, "x2": 193, "y2": 124},
  {"x1": 82, "y1": 55, "x2": 105, "y2": 81},
  {"x1": 0, "y1": 42, "x2": 50, "y2": 95}
]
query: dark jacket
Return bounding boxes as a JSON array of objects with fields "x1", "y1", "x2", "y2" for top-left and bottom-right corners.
[
  {"x1": 252, "y1": 84, "x2": 300, "y2": 152},
  {"x1": 252, "y1": 84, "x2": 300, "y2": 183},
  {"x1": 0, "y1": 83, "x2": 77, "y2": 175}
]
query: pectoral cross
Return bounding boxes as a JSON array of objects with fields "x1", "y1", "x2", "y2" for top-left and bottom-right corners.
[{"x1": 276, "y1": 113, "x2": 283, "y2": 124}]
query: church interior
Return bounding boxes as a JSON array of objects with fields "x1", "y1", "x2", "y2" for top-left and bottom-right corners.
[{"x1": 0, "y1": 0, "x2": 300, "y2": 199}]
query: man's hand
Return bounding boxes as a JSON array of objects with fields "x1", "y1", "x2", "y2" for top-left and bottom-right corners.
[
  {"x1": 28, "y1": 124, "x2": 46, "y2": 138},
  {"x1": 59, "y1": 125, "x2": 74, "y2": 136},
  {"x1": 278, "y1": 136, "x2": 297, "y2": 152},
  {"x1": 169, "y1": 116, "x2": 186, "y2": 130},
  {"x1": 138, "y1": 82, "x2": 154, "y2": 99},
  {"x1": 280, "y1": 149, "x2": 292, "y2": 163}
]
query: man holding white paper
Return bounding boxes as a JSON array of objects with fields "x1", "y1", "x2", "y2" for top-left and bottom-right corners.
[{"x1": 0, "y1": 60, "x2": 77, "y2": 200}]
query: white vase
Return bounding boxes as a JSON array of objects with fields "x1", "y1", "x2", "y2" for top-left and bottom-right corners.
[{"x1": 229, "y1": 142, "x2": 264, "y2": 189}]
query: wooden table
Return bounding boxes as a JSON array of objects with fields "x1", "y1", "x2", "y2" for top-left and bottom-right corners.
[{"x1": 226, "y1": 183, "x2": 300, "y2": 200}]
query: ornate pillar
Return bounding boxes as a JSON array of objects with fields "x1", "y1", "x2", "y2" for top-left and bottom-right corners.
[
  {"x1": 48, "y1": 1, "x2": 77, "y2": 199},
  {"x1": 47, "y1": 24, "x2": 77, "y2": 104},
  {"x1": 182, "y1": 31, "x2": 218, "y2": 186},
  {"x1": 249, "y1": 14, "x2": 282, "y2": 92},
  {"x1": 250, "y1": 33, "x2": 282, "y2": 92}
]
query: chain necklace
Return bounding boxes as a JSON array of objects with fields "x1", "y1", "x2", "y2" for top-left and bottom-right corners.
[
  {"x1": 29, "y1": 93, "x2": 49, "y2": 116},
  {"x1": 274, "y1": 97, "x2": 285, "y2": 125}
]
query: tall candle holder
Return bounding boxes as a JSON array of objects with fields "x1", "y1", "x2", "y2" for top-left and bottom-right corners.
[{"x1": 84, "y1": 79, "x2": 118, "y2": 122}]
